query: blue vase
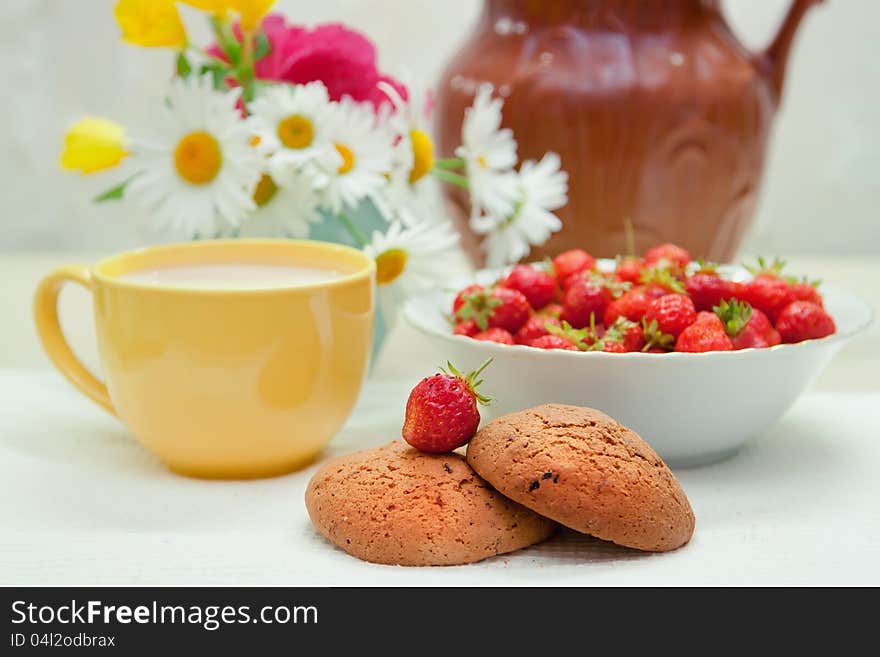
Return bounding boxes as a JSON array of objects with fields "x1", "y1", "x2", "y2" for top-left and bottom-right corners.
[{"x1": 308, "y1": 200, "x2": 391, "y2": 367}]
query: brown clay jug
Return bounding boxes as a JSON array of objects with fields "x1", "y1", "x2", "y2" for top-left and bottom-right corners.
[{"x1": 436, "y1": 0, "x2": 823, "y2": 263}]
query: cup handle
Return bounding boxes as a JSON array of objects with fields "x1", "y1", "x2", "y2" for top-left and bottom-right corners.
[{"x1": 34, "y1": 265, "x2": 116, "y2": 416}]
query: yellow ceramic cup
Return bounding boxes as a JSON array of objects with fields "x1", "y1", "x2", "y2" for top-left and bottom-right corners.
[{"x1": 34, "y1": 240, "x2": 375, "y2": 479}]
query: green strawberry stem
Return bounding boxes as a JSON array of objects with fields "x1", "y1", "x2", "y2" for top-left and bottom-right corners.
[
  {"x1": 455, "y1": 291, "x2": 503, "y2": 331},
  {"x1": 639, "y1": 265, "x2": 685, "y2": 293},
  {"x1": 714, "y1": 298, "x2": 752, "y2": 338},
  {"x1": 694, "y1": 258, "x2": 720, "y2": 274},
  {"x1": 744, "y1": 256, "x2": 786, "y2": 278},
  {"x1": 588, "y1": 272, "x2": 632, "y2": 298},
  {"x1": 441, "y1": 359, "x2": 494, "y2": 405},
  {"x1": 547, "y1": 318, "x2": 596, "y2": 351},
  {"x1": 641, "y1": 318, "x2": 675, "y2": 352},
  {"x1": 603, "y1": 317, "x2": 635, "y2": 345}
]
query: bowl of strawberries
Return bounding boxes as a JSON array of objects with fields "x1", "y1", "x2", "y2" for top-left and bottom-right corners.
[{"x1": 403, "y1": 244, "x2": 872, "y2": 466}]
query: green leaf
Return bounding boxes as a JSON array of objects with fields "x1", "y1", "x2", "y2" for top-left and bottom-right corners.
[
  {"x1": 176, "y1": 51, "x2": 192, "y2": 79},
  {"x1": 225, "y1": 43, "x2": 242, "y2": 67},
  {"x1": 93, "y1": 178, "x2": 132, "y2": 203},
  {"x1": 254, "y1": 32, "x2": 271, "y2": 61},
  {"x1": 212, "y1": 66, "x2": 228, "y2": 89},
  {"x1": 199, "y1": 62, "x2": 231, "y2": 90},
  {"x1": 211, "y1": 15, "x2": 242, "y2": 66}
]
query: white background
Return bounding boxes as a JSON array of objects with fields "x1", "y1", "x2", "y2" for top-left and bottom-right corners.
[{"x1": 0, "y1": 0, "x2": 878, "y2": 254}]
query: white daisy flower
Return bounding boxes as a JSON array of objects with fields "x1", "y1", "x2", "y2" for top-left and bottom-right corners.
[
  {"x1": 234, "y1": 171, "x2": 323, "y2": 238},
  {"x1": 363, "y1": 220, "x2": 460, "y2": 295},
  {"x1": 248, "y1": 81, "x2": 338, "y2": 177},
  {"x1": 125, "y1": 74, "x2": 263, "y2": 237},
  {"x1": 374, "y1": 73, "x2": 442, "y2": 227},
  {"x1": 318, "y1": 97, "x2": 395, "y2": 214},
  {"x1": 378, "y1": 72, "x2": 434, "y2": 185},
  {"x1": 472, "y1": 152, "x2": 568, "y2": 268},
  {"x1": 455, "y1": 84, "x2": 519, "y2": 219},
  {"x1": 373, "y1": 170, "x2": 445, "y2": 229}
]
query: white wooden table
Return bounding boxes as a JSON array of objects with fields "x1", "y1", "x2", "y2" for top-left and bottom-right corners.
[{"x1": 1, "y1": 253, "x2": 878, "y2": 585}]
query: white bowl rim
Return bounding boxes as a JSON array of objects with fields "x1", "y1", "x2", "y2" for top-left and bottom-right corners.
[{"x1": 403, "y1": 263, "x2": 873, "y2": 361}]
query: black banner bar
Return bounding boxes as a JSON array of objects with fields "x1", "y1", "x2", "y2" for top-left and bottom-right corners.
[{"x1": 0, "y1": 586, "x2": 863, "y2": 651}]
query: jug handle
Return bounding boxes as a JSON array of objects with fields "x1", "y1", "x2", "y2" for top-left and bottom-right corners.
[{"x1": 754, "y1": 0, "x2": 824, "y2": 104}]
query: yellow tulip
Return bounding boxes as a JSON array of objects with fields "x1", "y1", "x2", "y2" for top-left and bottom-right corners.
[
  {"x1": 231, "y1": 0, "x2": 276, "y2": 30},
  {"x1": 60, "y1": 118, "x2": 129, "y2": 174},
  {"x1": 181, "y1": 1, "x2": 274, "y2": 29},
  {"x1": 179, "y1": 0, "x2": 231, "y2": 16},
  {"x1": 114, "y1": 0, "x2": 186, "y2": 48}
]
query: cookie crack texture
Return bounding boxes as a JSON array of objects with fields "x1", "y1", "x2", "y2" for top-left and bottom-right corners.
[{"x1": 466, "y1": 404, "x2": 695, "y2": 552}]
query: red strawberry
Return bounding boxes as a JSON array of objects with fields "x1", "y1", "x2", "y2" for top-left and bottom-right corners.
[
  {"x1": 453, "y1": 320, "x2": 478, "y2": 337},
  {"x1": 472, "y1": 328, "x2": 515, "y2": 344},
  {"x1": 564, "y1": 270, "x2": 632, "y2": 297},
  {"x1": 790, "y1": 281, "x2": 824, "y2": 308},
  {"x1": 452, "y1": 284, "x2": 484, "y2": 314},
  {"x1": 601, "y1": 340, "x2": 628, "y2": 353},
  {"x1": 743, "y1": 308, "x2": 781, "y2": 346},
  {"x1": 731, "y1": 314, "x2": 782, "y2": 350},
  {"x1": 685, "y1": 271, "x2": 738, "y2": 311},
  {"x1": 514, "y1": 314, "x2": 562, "y2": 344},
  {"x1": 745, "y1": 257, "x2": 825, "y2": 309},
  {"x1": 675, "y1": 312, "x2": 734, "y2": 353},
  {"x1": 714, "y1": 299, "x2": 780, "y2": 350},
  {"x1": 604, "y1": 288, "x2": 650, "y2": 325},
  {"x1": 603, "y1": 317, "x2": 645, "y2": 352},
  {"x1": 455, "y1": 287, "x2": 531, "y2": 333},
  {"x1": 643, "y1": 283, "x2": 673, "y2": 300},
  {"x1": 502, "y1": 264, "x2": 558, "y2": 310},
  {"x1": 561, "y1": 278, "x2": 612, "y2": 329},
  {"x1": 644, "y1": 243, "x2": 691, "y2": 272},
  {"x1": 739, "y1": 274, "x2": 796, "y2": 323},
  {"x1": 552, "y1": 249, "x2": 596, "y2": 283},
  {"x1": 615, "y1": 257, "x2": 643, "y2": 285},
  {"x1": 529, "y1": 334, "x2": 579, "y2": 351},
  {"x1": 560, "y1": 271, "x2": 585, "y2": 291},
  {"x1": 775, "y1": 301, "x2": 836, "y2": 343},
  {"x1": 537, "y1": 302, "x2": 564, "y2": 318},
  {"x1": 402, "y1": 360, "x2": 492, "y2": 453},
  {"x1": 644, "y1": 294, "x2": 697, "y2": 338},
  {"x1": 604, "y1": 317, "x2": 645, "y2": 351}
]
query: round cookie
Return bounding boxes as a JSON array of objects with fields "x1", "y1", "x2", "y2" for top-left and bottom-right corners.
[
  {"x1": 466, "y1": 404, "x2": 695, "y2": 552},
  {"x1": 305, "y1": 441, "x2": 557, "y2": 566}
]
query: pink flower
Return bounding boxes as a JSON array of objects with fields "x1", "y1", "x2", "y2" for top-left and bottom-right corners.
[
  {"x1": 252, "y1": 14, "x2": 306, "y2": 81},
  {"x1": 208, "y1": 15, "x2": 407, "y2": 111}
]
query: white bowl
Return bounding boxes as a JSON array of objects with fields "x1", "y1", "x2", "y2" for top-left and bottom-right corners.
[{"x1": 403, "y1": 265, "x2": 872, "y2": 467}]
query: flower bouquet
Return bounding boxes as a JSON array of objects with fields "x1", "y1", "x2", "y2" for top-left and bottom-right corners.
[{"x1": 61, "y1": 0, "x2": 569, "y2": 357}]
